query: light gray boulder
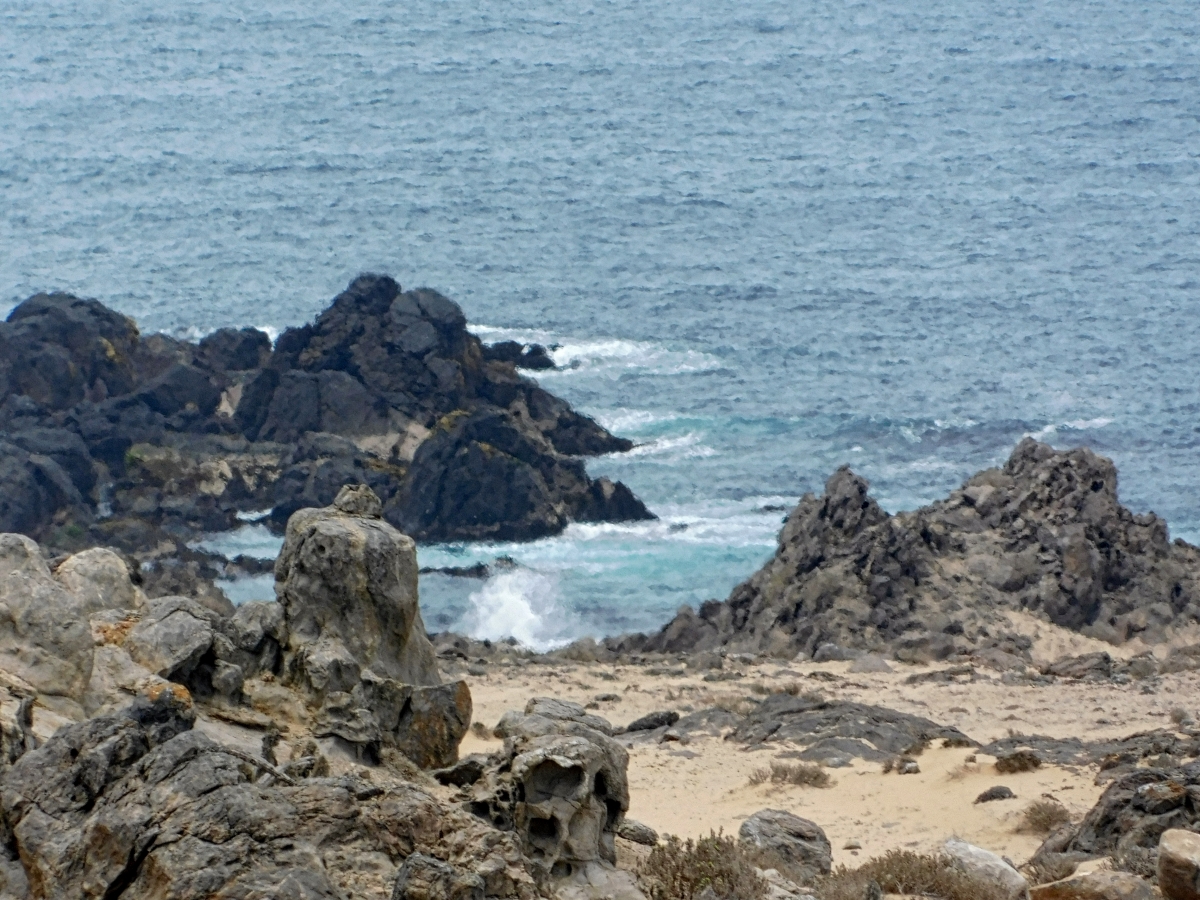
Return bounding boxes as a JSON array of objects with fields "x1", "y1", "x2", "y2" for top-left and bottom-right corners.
[
  {"x1": 0, "y1": 535, "x2": 94, "y2": 704},
  {"x1": 124, "y1": 595, "x2": 219, "y2": 681},
  {"x1": 466, "y1": 698, "x2": 630, "y2": 882},
  {"x1": 1159, "y1": 828, "x2": 1200, "y2": 900},
  {"x1": 942, "y1": 837, "x2": 1028, "y2": 900},
  {"x1": 275, "y1": 484, "x2": 440, "y2": 693},
  {"x1": 738, "y1": 809, "x2": 832, "y2": 885},
  {"x1": 275, "y1": 486, "x2": 468, "y2": 768}
]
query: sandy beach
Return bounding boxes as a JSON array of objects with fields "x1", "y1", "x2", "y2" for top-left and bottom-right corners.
[{"x1": 454, "y1": 612, "x2": 1200, "y2": 870}]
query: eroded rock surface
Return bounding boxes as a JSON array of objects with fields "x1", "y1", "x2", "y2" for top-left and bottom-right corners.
[
  {"x1": 0, "y1": 688, "x2": 537, "y2": 900},
  {"x1": 1030, "y1": 762, "x2": 1200, "y2": 880},
  {"x1": 638, "y1": 439, "x2": 1200, "y2": 657},
  {"x1": 460, "y1": 699, "x2": 631, "y2": 884},
  {"x1": 738, "y1": 809, "x2": 832, "y2": 884}
]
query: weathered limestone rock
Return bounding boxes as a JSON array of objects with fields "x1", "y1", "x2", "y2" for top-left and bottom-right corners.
[
  {"x1": 391, "y1": 853, "x2": 484, "y2": 900},
  {"x1": 0, "y1": 686, "x2": 535, "y2": 900},
  {"x1": 738, "y1": 809, "x2": 832, "y2": 884},
  {"x1": 464, "y1": 699, "x2": 630, "y2": 882},
  {"x1": 275, "y1": 487, "x2": 469, "y2": 768},
  {"x1": 942, "y1": 838, "x2": 1028, "y2": 900},
  {"x1": 125, "y1": 595, "x2": 218, "y2": 681},
  {"x1": 52, "y1": 548, "x2": 144, "y2": 616},
  {"x1": 0, "y1": 535, "x2": 94, "y2": 703},
  {"x1": 1159, "y1": 828, "x2": 1200, "y2": 900},
  {"x1": 276, "y1": 484, "x2": 440, "y2": 692},
  {"x1": 1030, "y1": 869, "x2": 1156, "y2": 900}
]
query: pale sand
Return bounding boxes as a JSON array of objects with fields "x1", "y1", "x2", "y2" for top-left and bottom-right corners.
[{"x1": 456, "y1": 619, "x2": 1200, "y2": 869}]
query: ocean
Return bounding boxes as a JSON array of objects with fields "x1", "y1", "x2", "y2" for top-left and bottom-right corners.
[{"x1": 4, "y1": 0, "x2": 1199, "y2": 648}]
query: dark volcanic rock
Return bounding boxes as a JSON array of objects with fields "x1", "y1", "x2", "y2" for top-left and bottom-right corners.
[
  {"x1": 0, "y1": 274, "x2": 650, "y2": 555},
  {"x1": 482, "y1": 340, "x2": 556, "y2": 371},
  {"x1": 641, "y1": 439, "x2": 1200, "y2": 657},
  {"x1": 728, "y1": 692, "x2": 975, "y2": 762},
  {"x1": 982, "y1": 730, "x2": 1200, "y2": 769},
  {"x1": 388, "y1": 407, "x2": 652, "y2": 542},
  {"x1": 1029, "y1": 762, "x2": 1200, "y2": 879}
]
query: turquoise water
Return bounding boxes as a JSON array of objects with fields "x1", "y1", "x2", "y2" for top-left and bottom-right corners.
[{"x1": 5, "y1": 0, "x2": 1200, "y2": 646}]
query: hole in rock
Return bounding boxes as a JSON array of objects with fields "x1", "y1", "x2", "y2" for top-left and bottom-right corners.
[
  {"x1": 526, "y1": 761, "x2": 583, "y2": 803},
  {"x1": 528, "y1": 816, "x2": 559, "y2": 846},
  {"x1": 551, "y1": 861, "x2": 573, "y2": 879},
  {"x1": 605, "y1": 798, "x2": 622, "y2": 831}
]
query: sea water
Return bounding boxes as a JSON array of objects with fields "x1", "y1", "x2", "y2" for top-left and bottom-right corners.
[{"x1": 3, "y1": 1, "x2": 1199, "y2": 648}]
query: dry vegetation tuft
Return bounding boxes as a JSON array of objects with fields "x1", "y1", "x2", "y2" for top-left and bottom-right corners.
[
  {"x1": 994, "y1": 749, "x2": 1042, "y2": 774},
  {"x1": 747, "y1": 761, "x2": 832, "y2": 788},
  {"x1": 815, "y1": 850, "x2": 1014, "y2": 900},
  {"x1": 637, "y1": 831, "x2": 767, "y2": 900},
  {"x1": 1017, "y1": 799, "x2": 1072, "y2": 835}
]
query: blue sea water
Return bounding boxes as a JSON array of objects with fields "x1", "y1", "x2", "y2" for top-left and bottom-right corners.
[{"x1": 3, "y1": 1, "x2": 1199, "y2": 648}]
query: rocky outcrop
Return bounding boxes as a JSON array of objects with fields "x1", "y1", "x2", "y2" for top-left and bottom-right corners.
[
  {"x1": 640, "y1": 439, "x2": 1200, "y2": 658},
  {"x1": 0, "y1": 687, "x2": 539, "y2": 900},
  {"x1": 275, "y1": 486, "x2": 469, "y2": 768},
  {"x1": 390, "y1": 409, "x2": 651, "y2": 542},
  {"x1": 1029, "y1": 761, "x2": 1200, "y2": 880},
  {"x1": 719, "y1": 690, "x2": 974, "y2": 763},
  {"x1": 452, "y1": 699, "x2": 636, "y2": 892},
  {"x1": 0, "y1": 275, "x2": 651, "y2": 570}
]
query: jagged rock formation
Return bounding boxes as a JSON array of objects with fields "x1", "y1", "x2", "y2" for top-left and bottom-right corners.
[
  {"x1": 0, "y1": 276, "x2": 652, "y2": 577},
  {"x1": 0, "y1": 688, "x2": 540, "y2": 900},
  {"x1": 0, "y1": 491, "x2": 650, "y2": 897},
  {"x1": 444, "y1": 698, "x2": 642, "y2": 896},
  {"x1": 1029, "y1": 760, "x2": 1200, "y2": 881},
  {"x1": 639, "y1": 439, "x2": 1200, "y2": 659},
  {"x1": 277, "y1": 486, "x2": 470, "y2": 769}
]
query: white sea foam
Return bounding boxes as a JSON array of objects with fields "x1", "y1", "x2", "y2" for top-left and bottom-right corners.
[
  {"x1": 593, "y1": 407, "x2": 680, "y2": 434},
  {"x1": 191, "y1": 523, "x2": 283, "y2": 561},
  {"x1": 1027, "y1": 417, "x2": 1115, "y2": 440},
  {"x1": 469, "y1": 325, "x2": 722, "y2": 378},
  {"x1": 455, "y1": 569, "x2": 577, "y2": 651},
  {"x1": 621, "y1": 432, "x2": 717, "y2": 461}
]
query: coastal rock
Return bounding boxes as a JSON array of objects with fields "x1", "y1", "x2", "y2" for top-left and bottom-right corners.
[
  {"x1": 640, "y1": 439, "x2": 1200, "y2": 656},
  {"x1": 275, "y1": 487, "x2": 469, "y2": 768},
  {"x1": 0, "y1": 535, "x2": 96, "y2": 702},
  {"x1": 124, "y1": 595, "x2": 219, "y2": 681},
  {"x1": 0, "y1": 687, "x2": 535, "y2": 900},
  {"x1": 1, "y1": 275, "x2": 651, "y2": 559},
  {"x1": 388, "y1": 407, "x2": 652, "y2": 542},
  {"x1": 1159, "y1": 828, "x2": 1200, "y2": 900},
  {"x1": 392, "y1": 853, "x2": 485, "y2": 900},
  {"x1": 941, "y1": 837, "x2": 1027, "y2": 900},
  {"x1": 275, "y1": 485, "x2": 441, "y2": 692},
  {"x1": 465, "y1": 698, "x2": 629, "y2": 880},
  {"x1": 1029, "y1": 763, "x2": 1200, "y2": 880},
  {"x1": 738, "y1": 809, "x2": 832, "y2": 884}
]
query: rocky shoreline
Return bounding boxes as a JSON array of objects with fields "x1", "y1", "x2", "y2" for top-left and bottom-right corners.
[
  {"x1": 0, "y1": 275, "x2": 652, "y2": 603},
  {"x1": 4, "y1": 283, "x2": 1200, "y2": 897}
]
